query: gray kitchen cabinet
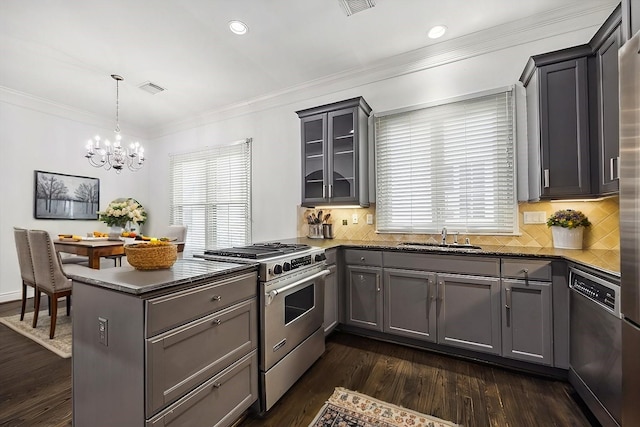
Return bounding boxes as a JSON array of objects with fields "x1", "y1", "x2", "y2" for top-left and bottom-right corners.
[
  {"x1": 521, "y1": 51, "x2": 591, "y2": 200},
  {"x1": 323, "y1": 248, "x2": 338, "y2": 335},
  {"x1": 622, "y1": 0, "x2": 640, "y2": 41},
  {"x1": 345, "y1": 264, "x2": 383, "y2": 331},
  {"x1": 72, "y1": 269, "x2": 259, "y2": 427},
  {"x1": 383, "y1": 251, "x2": 502, "y2": 355},
  {"x1": 501, "y1": 279, "x2": 553, "y2": 365},
  {"x1": 296, "y1": 97, "x2": 372, "y2": 207},
  {"x1": 437, "y1": 273, "x2": 502, "y2": 355},
  {"x1": 589, "y1": 5, "x2": 622, "y2": 195},
  {"x1": 383, "y1": 268, "x2": 437, "y2": 342},
  {"x1": 501, "y1": 259, "x2": 554, "y2": 366}
]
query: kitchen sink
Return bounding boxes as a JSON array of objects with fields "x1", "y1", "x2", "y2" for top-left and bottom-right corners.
[{"x1": 397, "y1": 242, "x2": 483, "y2": 252}]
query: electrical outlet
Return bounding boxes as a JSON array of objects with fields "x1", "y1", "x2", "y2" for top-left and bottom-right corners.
[
  {"x1": 352, "y1": 214, "x2": 358, "y2": 224},
  {"x1": 98, "y1": 317, "x2": 108, "y2": 346},
  {"x1": 366, "y1": 214, "x2": 374, "y2": 225},
  {"x1": 342, "y1": 219, "x2": 348, "y2": 226},
  {"x1": 523, "y1": 211, "x2": 547, "y2": 224}
]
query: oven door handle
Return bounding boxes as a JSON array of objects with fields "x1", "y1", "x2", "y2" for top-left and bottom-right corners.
[{"x1": 265, "y1": 269, "x2": 330, "y2": 305}]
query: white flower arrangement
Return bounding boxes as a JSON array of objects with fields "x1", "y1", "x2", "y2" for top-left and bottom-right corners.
[{"x1": 99, "y1": 198, "x2": 147, "y2": 228}]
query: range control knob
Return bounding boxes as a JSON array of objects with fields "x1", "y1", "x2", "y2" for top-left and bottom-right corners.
[
  {"x1": 283, "y1": 262, "x2": 291, "y2": 272},
  {"x1": 315, "y1": 253, "x2": 326, "y2": 262},
  {"x1": 273, "y1": 264, "x2": 283, "y2": 275}
]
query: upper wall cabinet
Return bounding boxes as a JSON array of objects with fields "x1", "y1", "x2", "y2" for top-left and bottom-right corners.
[
  {"x1": 296, "y1": 97, "x2": 372, "y2": 207},
  {"x1": 520, "y1": 5, "x2": 622, "y2": 201},
  {"x1": 622, "y1": 0, "x2": 640, "y2": 42},
  {"x1": 589, "y1": 6, "x2": 623, "y2": 195}
]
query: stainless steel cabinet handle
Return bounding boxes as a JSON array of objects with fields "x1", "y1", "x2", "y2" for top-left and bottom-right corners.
[
  {"x1": 610, "y1": 157, "x2": 615, "y2": 181},
  {"x1": 329, "y1": 184, "x2": 333, "y2": 198},
  {"x1": 212, "y1": 382, "x2": 222, "y2": 388},
  {"x1": 426, "y1": 279, "x2": 432, "y2": 318},
  {"x1": 543, "y1": 169, "x2": 550, "y2": 188},
  {"x1": 322, "y1": 185, "x2": 327, "y2": 198},
  {"x1": 212, "y1": 319, "x2": 221, "y2": 325},
  {"x1": 505, "y1": 288, "x2": 512, "y2": 327},
  {"x1": 439, "y1": 281, "x2": 444, "y2": 303},
  {"x1": 211, "y1": 295, "x2": 222, "y2": 302},
  {"x1": 376, "y1": 274, "x2": 380, "y2": 292},
  {"x1": 360, "y1": 257, "x2": 365, "y2": 261},
  {"x1": 522, "y1": 268, "x2": 529, "y2": 283}
]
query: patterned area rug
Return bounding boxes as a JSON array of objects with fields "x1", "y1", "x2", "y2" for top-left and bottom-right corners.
[
  {"x1": 309, "y1": 388, "x2": 458, "y2": 427},
  {"x1": 0, "y1": 308, "x2": 72, "y2": 358}
]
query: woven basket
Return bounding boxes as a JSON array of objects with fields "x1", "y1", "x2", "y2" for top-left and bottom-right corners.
[{"x1": 125, "y1": 243, "x2": 178, "y2": 270}]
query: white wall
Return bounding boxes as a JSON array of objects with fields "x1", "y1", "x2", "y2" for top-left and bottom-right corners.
[
  {"x1": 0, "y1": 102, "x2": 148, "y2": 302},
  {"x1": 0, "y1": 22, "x2": 600, "y2": 303},
  {"x1": 147, "y1": 28, "x2": 597, "y2": 244}
]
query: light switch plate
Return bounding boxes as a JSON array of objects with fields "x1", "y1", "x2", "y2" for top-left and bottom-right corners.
[
  {"x1": 523, "y1": 211, "x2": 547, "y2": 224},
  {"x1": 352, "y1": 214, "x2": 358, "y2": 224}
]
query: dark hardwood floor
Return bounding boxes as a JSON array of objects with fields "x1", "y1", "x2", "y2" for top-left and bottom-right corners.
[{"x1": 0, "y1": 300, "x2": 598, "y2": 427}]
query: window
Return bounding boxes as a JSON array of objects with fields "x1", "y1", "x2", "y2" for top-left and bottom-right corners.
[
  {"x1": 169, "y1": 139, "x2": 251, "y2": 250},
  {"x1": 375, "y1": 89, "x2": 516, "y2": 234}
]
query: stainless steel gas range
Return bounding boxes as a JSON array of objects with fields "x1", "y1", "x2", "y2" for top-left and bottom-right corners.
[{"x1": 195, "y1": 243, "x2": 328, "y2": 412}]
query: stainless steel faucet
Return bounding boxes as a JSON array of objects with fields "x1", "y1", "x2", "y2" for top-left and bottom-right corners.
[{"x1": 441, "y1": 227, "x2": 447, "y2": 244}]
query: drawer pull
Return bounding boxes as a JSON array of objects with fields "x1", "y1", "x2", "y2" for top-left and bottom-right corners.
[
  {"x1": 212, "y1": 319, "x2": 221, "y2": 325},
  {"x1": 211, "y1": 295, "x2": 222, "y2": 302},
  {"x1": 212, "y1": 382, "x2": 222, "y2": 388},
  {"x1": 360, "y1": 257, "x2": 365, "y2": 261}
]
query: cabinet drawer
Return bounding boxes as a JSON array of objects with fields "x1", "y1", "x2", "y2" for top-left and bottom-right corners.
[
  {"x1": 385, "y1": 252, "x2": 500, "y2": 277},
  {"x1": 501, "y1": 259, "x2": 551, "y2": 281},
  {"x1": 146, "y1": 350, "x2": 258, "y2": 427},
  {"x1": 146, "y1": 271, "x2": 257, "y2": 336},
  {"x1": 146, "y1": 299, "x2": 257, "y2": 416},
  {"x1": 344, "y1": 249, "x2": 382, "y2": 266}
]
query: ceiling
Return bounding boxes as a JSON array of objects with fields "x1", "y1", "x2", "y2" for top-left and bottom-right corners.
[{"x1": 0, "y1": 0, "x2": 617, "y2": 137}]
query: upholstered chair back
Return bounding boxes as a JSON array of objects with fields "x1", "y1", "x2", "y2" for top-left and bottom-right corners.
[
  {"x1": 165, "y1": 225, "x2": 187, "y2": 242},
  {"x1": 13, "y1": 227, "x2": 36, "y2": 285},
  {"x1": 27, "y1": 230, "x2": 72, "y2": 293}
]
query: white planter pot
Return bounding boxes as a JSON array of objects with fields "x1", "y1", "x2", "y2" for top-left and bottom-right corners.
[{"x1": 551, "y1": 226, "x2": 584, "y2": 249}]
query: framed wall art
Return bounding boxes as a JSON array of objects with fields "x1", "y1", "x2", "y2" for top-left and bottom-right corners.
[{"x1": 34, "y1": 170, "x2": 100, "y2": 220}]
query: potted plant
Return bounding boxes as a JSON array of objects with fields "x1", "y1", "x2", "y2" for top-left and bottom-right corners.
[{"x1": 546, "y1": 209, "x2": 591, "y2": 249}]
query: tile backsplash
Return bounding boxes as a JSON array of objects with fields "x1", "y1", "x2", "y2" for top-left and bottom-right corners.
[{"x1": 297, "y1": 196, "x2": 619, "y2": 249}]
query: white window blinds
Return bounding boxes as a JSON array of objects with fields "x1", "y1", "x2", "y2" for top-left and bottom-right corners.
[
  {"x1": 169, "y1": 140, "x2": 251, "y2": 250},
  {"x1": 375, "y1": 90, "x2": 516, "y2": 234}
]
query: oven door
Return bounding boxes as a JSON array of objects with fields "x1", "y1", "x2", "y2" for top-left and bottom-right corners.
[{"x1": 262, "y1": 266, "x2": 329, "y2": 371}]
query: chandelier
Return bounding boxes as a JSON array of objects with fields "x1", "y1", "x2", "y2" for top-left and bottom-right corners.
[{"x1": 85, "y1": 74, "x2": 145, "y2": 173}]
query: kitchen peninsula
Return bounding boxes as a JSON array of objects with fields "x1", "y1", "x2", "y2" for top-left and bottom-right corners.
[{"x1": 64, "y1": 259, "x2": 259, "y2": 427}]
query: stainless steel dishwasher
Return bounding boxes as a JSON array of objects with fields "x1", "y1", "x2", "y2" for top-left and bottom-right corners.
[{"x1": 568, "y1": 267, "x2": 622, "y2": 427}]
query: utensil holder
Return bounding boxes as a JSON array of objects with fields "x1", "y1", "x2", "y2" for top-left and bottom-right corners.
[
  {"x1": 322, "y1": 223, "x2": 334, "y2": 239},
  {"x1": 308, "y1": 224, "x2": 324, "y2": 239}
]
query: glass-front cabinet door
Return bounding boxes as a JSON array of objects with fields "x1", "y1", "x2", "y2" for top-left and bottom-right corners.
[
  {"x1": 328, "y1": 108, "x2": 357, "y2": 202},
  {"x1": 301, "y1": 114, "x2": 327, "y2": 205},
  {"x1": 298, "y1": 97, "x2": 372, "y2": 207}
]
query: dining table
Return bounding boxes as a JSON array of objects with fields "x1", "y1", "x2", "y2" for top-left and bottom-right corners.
[{"x1": 54, "y1": 239, "x2": 124, "y2": 269}]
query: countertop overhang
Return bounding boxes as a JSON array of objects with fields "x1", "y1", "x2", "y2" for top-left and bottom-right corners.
[{"x1": 281, "y1": 238, "x2": 620, "y2": 277}]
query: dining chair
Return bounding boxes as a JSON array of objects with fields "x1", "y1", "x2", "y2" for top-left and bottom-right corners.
[
  {"x1": 164, "y1": 225, "x2": 187, "y2": 252},
  {"x1": 28, "y1": 230, "x2": 72, "y2": 339},
  {"x1": 13, "y1": 227, "x2": 38, "y2": 321}
]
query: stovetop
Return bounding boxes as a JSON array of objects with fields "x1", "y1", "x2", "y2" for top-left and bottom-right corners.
[
  {"x1": 196, "y1": 242, "x2": 325, "y2": 282},
  {"x1": 203, "y1": 242, "x2": 311, "y2": 260}
]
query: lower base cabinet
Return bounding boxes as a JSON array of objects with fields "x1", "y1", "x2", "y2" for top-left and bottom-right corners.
[
  {"x1": 437, "y1": 273, "x2": 502, "y2": 355},
  {"x1": 383, "y1": 268, "x2": 437, "y2": 342},
  {"x1": 502, "y1": 279, "x2": 553, "y2": 365},
  {"x1": 345, "y1": 265, "x2": 383, "y2": 331}
]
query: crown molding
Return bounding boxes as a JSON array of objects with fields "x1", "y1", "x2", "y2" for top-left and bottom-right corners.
[
  {"x1": 0, "y1": 86, "x2": 149, "y2": 139},
  {"x1": 149, "y1": 1, "x2": 616, "y2": 139}
]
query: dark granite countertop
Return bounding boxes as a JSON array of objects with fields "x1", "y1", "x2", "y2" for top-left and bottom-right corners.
[
  {"x1": 64, "y1": 257, "x2": 258, "y2": 295},
  {"x1": 278, "y1": 238, "x2": 620, "y2": 277}
]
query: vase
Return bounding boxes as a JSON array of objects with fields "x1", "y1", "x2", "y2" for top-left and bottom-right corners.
[
  {"x1": 108, "y1": 226, "x2": 124, "y2": 241},
  {"x1": 551, "y1": 226, "x2": 584, "y2": 249}
]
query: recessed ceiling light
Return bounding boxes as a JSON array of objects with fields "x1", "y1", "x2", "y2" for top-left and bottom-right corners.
[
  {"x1": 229, "y1": 20, "x2": 248, "y2": 35},
  {"x1": 428, "y1": 25, "x2": 447, "y2": 39}
]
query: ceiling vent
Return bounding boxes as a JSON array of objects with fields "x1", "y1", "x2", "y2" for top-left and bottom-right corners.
[
  {"x1": 338, "y1": 0, "x2": 375, "y2": 16},
  {"x1": 138, "y1": 81, "x2": 166, "y2": 95}
]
